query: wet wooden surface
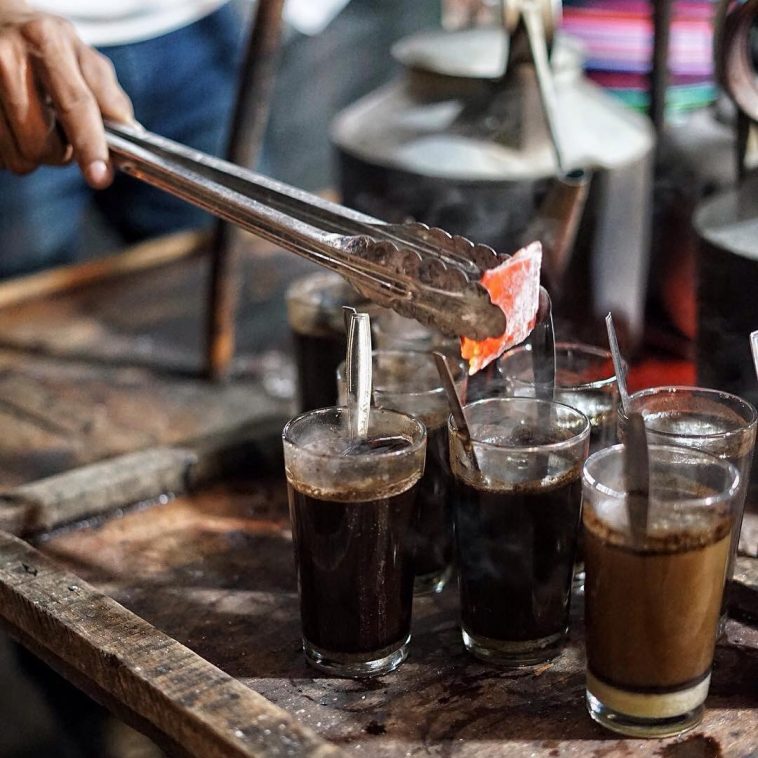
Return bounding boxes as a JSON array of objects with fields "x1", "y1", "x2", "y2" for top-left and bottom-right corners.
[
  {"x1": 35, "y1": 474, "x2": 758, "y2": 758},
  {"x1": 0, "y1": 233, "x2": 314, "y2": 489},
  {"x1": 0, "y1": 526, "x2": 343, "y2": 758},
  {"x1": 0, "y1": 235, "x2": 753, "y2": 755}
]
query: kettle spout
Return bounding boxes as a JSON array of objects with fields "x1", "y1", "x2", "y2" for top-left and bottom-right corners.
[{"x1": 524, "y1": 168, "x2": 591, "y2": 294}]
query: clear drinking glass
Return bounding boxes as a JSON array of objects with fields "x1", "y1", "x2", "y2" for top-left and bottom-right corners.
[
  {"x1": 583, "y1": 444, "x2": 740, "y2": 737},
  {"x1": 285, "y1": 272, "x2": 372, "y2": 412},
  {"x1": 618, "y1": 386, "x2": 757, "y2": 629},
  {"x1": 500, "y1": 342, "x2": 621, "y2": 452},
  {"x1": 500, "y1": 341, "x2": 623, "y2": 589},
  {"x1": 283, "y1": 406, "x2": 426, "y2": 677},
  {"x1": 371, "y1": 309, "x2": 458, "y2": 354},
  {"x1": 449, "y1": 397, "x2": 590, "y2": 665},
  {"x1": 338, "y1": 350, "x2": 467, "y2": 593}
]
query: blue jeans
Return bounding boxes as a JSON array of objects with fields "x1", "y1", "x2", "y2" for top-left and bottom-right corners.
[{"x1": 0, "y1": 3, "x2": 244, "y2": 277}]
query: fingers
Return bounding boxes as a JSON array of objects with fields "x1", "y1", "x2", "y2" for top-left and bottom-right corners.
[
  {"x1": 22, "y1": 15, "x2": 113, "y2": 188},
  {"x1": 0, "y1": 13, "x2": 132, "y2": 186},
  {"x1": 0, "y1": 22, "x2": 68, "y2": 170},
  {"x1": 0, "y1": 104, "x2": 35, "y2": 173},
  {"x1": 78, "y1": 45, "x2": 133, "y2": 124}
]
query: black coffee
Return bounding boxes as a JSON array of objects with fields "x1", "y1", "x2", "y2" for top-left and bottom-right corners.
[
  {"x1": 293, "y1": 331, "x2": 346, "y2": 412},
  {"x1": 411, "y1": 424, "x2": 454, "y2": 580},
  {"x1": 289, "y1": 481, "x2": 418, "y2": 655},
  {"x1": 454, "y1": 471, "x2": 582, "y2": 642}
]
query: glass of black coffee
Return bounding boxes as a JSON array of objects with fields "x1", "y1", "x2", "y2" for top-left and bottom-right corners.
[
  {"x1": 583, "y1": 444, "x2": 739, "y2": 737},
  {"x1": 618, "y1": 386, "x2": 756, "y2": 631},
  {"x1": 282, "y1": 406, "x2": 426, "y2": 677},
  {"x1": 500, "y1": 341, "x2": 623, "y2": 590},
  {"x1": 338, "y1": 350, "x2": 467, "y2": 594},
  {"x1": 449, "y1": 397, "x2": 590, "y2": 666},
  {"x1": 285, "y1": 272, "x2": 373, "y2": 413}
]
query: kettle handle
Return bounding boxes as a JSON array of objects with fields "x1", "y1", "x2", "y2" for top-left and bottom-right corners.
[{"x1": 503, "y1": 0, "x2": 565, "y2": 172}]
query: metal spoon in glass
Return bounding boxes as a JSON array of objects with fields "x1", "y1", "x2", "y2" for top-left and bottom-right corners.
[
  {"x1": 434, "y1": 351, "x2": 480, "y2": 473},
  {"x1": 624, "y1": 412, "x2": 650, "y2": 547},
  {"x1": 605, "y1": 312, "x2": 630, "y2": 413},
  {"x1": 342, "y1": 307, "x2": 407, "y2": 454},
  {"x1": 751, "y1": 330, "x2": 758, "y2": 381}
]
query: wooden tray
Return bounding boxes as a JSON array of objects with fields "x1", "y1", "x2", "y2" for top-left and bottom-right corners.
[
  {"x1": 0, "y1": 234, "x2": 753, "y2": 756},
  {"x1": 0, "y1": 426, "x2": 754, "y2": 758}
]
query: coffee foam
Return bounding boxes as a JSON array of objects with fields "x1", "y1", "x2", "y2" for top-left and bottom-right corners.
[
  {"x1": 583, "y1": 505, "x2": 732, "y2": 554},
  {"x1": 456, "y1": 451, "x2": 583, "y2": 494},
  {"x1": 287, "y1": 471, "x2": 421, "y2": 503}
]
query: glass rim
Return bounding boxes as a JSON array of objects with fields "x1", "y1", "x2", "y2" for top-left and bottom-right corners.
[
  {"x1": 451, "y1": 396, "x2": 591, "y2": 453},
  {"x1": 583, "y1": 443, "x2": 741, "y2": 507},
  {"x1": 337, "y1": 349, "x2": 467, "y2": 399},
  {"x1": 623, "y1": 385, "x2": 758, "y2": 440},
  {"x1": 501, "y1": 341, "x2": 624, "y2": 391},
  {"x1": 282, "y1": 405, "x2": 427, "y2": 462},
  {"x1": 285, "y1": 271, "x2": 347, "y2": 306}
]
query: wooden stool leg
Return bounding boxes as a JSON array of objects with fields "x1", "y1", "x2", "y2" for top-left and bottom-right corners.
[{"x1": 206, "y1": 0, "x2": 286, "y2": 380}]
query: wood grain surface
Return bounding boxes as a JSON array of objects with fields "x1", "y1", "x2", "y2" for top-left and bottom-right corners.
[
  {"x1": 0, "y1": 231, "x2": 752, "y2": 756},
  {"x1": 0, "y1": 527, "x2": 344, "y2": 758},
  {"x1": 0, "y1": 233, "x2": 315, "y2": 490},
  {"x1": 36, "y1": 477, "x2": 758, "y2": 758}
]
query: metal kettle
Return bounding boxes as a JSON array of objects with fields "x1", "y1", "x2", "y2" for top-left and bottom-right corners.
[{"x1": 331, "y1": 0, "x2": 655, "y2": 346}]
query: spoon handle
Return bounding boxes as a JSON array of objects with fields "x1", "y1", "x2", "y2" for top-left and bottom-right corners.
[
  {"x1": 624, "y1": 412, "x2": 650, "y2": 546},
  {"x1": 433, "y1": 352, "x2": 480, "y2": 473},
  {"x1": 345, "y1": 311, "x2": 372, "y2": 440},
  {"x1": 605, "y1": 312, "x2": 630, "y2": 413}
]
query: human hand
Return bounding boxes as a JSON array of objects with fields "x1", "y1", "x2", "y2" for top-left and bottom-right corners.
[{"x1": 0, "y1": 1, "x2": 133, "y2": 187}]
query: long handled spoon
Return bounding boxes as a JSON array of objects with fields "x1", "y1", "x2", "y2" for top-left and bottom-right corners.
[
  {"x1": 751, "y1": 330, "x2": 758, "y2": 381},
  {"x1": 343, "y1": 308, "x2": 373, "y2": 451},
  {"x1": 530, "y1": 287, "x2": 556, "y2": 402},
  {"x1": 606, "y1": 312, "x2": 630, "y2": 413},
  {"x1": 343, "y1": 308, "x2": 408, "y2": 453},
  {"x1": 434, "y1": 352, "x2": 481, "y2": 473},
  {"x1": 624, "y1": 412, "x2": 650, "y2": 547}
]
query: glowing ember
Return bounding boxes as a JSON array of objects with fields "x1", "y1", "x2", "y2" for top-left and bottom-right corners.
[{"x1": 460, "y1": 242, "x2": 542, "y2": 374}]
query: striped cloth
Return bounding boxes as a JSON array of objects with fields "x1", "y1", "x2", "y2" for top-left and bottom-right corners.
[{"x1": 561, "y1": 0, "x2": 718, "y2": 115}]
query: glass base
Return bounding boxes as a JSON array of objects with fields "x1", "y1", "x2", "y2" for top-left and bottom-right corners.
[
  {"x1": 303, "y1": 634, "x2": 410, "y2": 678},
  {"x1": 414, "y1": 565, "x2": 453, "y2": 595},
  {"x1": 586, "y1": 672, "x2": 708, "y2": 738},
  {"x1": 462, "y1": 626, "x2": 566, "y2": 667}
]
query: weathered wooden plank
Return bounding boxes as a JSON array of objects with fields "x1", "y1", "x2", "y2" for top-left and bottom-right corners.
[
  {"x1": 0, "y1": 420, "x2": 287, "y2": 537},
  {"x1": 0, "y1": 348, "x2": 289, "y2": 488},
  {"x1": 0, "y1": 227, "x2": 316, "y2": 489},
  {"x1": 37, "y1": 478, "x2": 758, "y2": 758},
  {"x1": 0, "y1": 529, "x2": 344, "y2": 758},
  {"x1": 0, "y1": 448, "x2": 197, "y2": 536},
  {"x1": 0, "y1": 230, "x2": 205, "y2": 310}
]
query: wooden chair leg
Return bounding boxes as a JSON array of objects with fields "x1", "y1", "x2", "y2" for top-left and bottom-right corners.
[{"x1": 206, "y1": 0, "x2": 286, "y2": 380}]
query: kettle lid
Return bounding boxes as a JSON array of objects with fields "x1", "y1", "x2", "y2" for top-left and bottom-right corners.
[
  {"x1": 695, "y1": 173, "x2": 758, "y2": 261},
  {"x1": 391, "y1": 27, "x2": 582, "y2": 81}
]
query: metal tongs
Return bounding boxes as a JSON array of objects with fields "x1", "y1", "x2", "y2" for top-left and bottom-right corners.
[{"x1": 105, "y1": 122, "x2": 506, "y2": 341}]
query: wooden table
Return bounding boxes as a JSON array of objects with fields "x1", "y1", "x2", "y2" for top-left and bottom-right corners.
[{"x1": 0, "y1": 238, "x2": 754, "y2": 757}]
